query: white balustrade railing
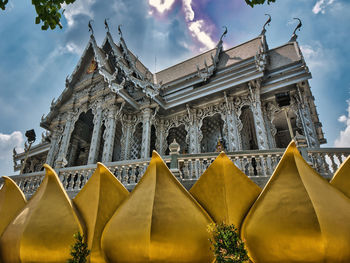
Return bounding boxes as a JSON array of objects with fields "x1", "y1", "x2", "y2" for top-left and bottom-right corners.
[
  {"x1": 178, "y1": 149, "x2": 284, "y2": 179},
  {"x1": 3, "y1": 148, "x2": 350, "y2": 198}
]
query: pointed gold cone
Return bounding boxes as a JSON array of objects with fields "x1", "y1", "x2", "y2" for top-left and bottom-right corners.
[
  {"x1": 0, "y1": 164, "x2": 84, "y2": 263},
  {"x1": 73, "y1": 162, "x2": 129, "y2": 263},
  {"x1": 241, "y1": 141, "x2": 350, "y2": 263},
  {"x1": 330, "y1": 155, "x2": 350, "y2": 198},
  {"x1": 190, "y1": 152, "x2": 261, "y2": 228},
  {"x1": 101, "y1": 151, "x2": 214, "y2": 263},
  {"x1": 0, "y1": 177, "x2": 26, "y2": 237}
]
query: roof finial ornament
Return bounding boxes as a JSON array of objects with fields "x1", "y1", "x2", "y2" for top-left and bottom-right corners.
[
  {"x1": 260, "y1": 14, "x2": 271, "y2": 35},
  {"x1": 118, "y1": 24, "x2": 123, "y2": 38},
  {"x1": 104, "y1": 18, "x2": 110, "y2": 32},
  {"x1": 88, "y1": 20, "x2": 94, "y2": 36},
  {"x1": 289, "y1": 18, "x2": 302, "y2": 42},
  {"x1": 220, "y1": 26, "x2": 228, "y2": 42}
]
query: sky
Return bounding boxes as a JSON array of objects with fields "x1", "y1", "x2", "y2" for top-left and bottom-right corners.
[{"x1": 0, "y1": 0, "x2": 349, "y2": 176}]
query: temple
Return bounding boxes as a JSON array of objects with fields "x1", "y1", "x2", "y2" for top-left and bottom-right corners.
[{"x1": 9, "y1": 19, "x2": 337, "y2": 197}]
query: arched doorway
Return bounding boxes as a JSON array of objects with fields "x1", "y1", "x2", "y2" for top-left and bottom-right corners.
[
  {"x1": 149, "y1": 125, "x2": 157, "y2": 157},
  {"x1": 112, "y1": 121, "x2": 123, "y2": 161},
  {"x1": 67, "y1": 109, "x2": 94, "y2": 166},
  {"x1": 130, "y1": 122, "x2": 142, "y2": 160},
  {"x1": 240, "y1": 106, "x2": 258, "y2": 150},
  {"x1": 273, "y1": 109, "x2": 301, "y2": 148},
  {"x1": 200, "y1": 113, "x2": 225, "y2": 153},
  {"x1": 165, "y1": 124, "x2": 188, "y2": 155}
]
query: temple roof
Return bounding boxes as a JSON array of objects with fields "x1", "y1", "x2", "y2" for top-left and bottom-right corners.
[
  {"x1": 155, "y1": 37, "x2": 263, "y2": 85},
  {"x1": 40, "y1": 27, "x2": 310, "y2": 130}
]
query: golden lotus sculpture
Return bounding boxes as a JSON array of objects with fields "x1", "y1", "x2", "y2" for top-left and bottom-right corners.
[
  {"x1": 190, "y1": 152, "x2": 261, "y2": 228},
  {"x1": 74, "y1": 162, "x2": 129, "y2": 263},
  {"x1": 0, "y1": 164, "x2": 84, "y2": 263},
  {"x1": 241, "y1": 141, "x2": 350, "y2": 263},
  {"x1": 0, "y1": 176, "x2": 26, "y2": 237},
  {"x1": 101, "y1": 151, "x2": 214, "y2": 263},
  {"x1": 330, "y1": 155, "x2": 350, "y2": 198}
]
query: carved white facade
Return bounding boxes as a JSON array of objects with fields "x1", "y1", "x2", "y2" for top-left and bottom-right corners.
[{"x1": 13, "y1": 21, "x2": 327, "y2": 174}]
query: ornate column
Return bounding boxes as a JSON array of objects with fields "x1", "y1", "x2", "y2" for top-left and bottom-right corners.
[
  {"x1": 223, "y1": 95, "x2": 241, "y2": 151},
  {"x1": 186, "y1": 106, "x2": 202, "y2": 154},
  {"x1": 45, "y1": 127, "x2": 63, "y2": 166},
  {"x1": 55, "y1": 112, "x2": 76, "y2": 168},
  {"x1": 155, "y1": 119, "x2": 167, "y2": 155},
  {"x1": 264, "y1": 102, "x2": 278, "y2": 149},
  {"x1": 248, "y1": 80, "x2": 269, "y2": 150},
  {"x1": 102, "y1": 106, "x2": 117, "y2": 163},
  {"x1": 295, "y1": 83, "x2": 319, "y2": 148},
  {"x1": 87, "y1": 103, "x2": 103, "y2": 164},
  {"x1": 120, "y1": 115, "x2": 133, "y2": 160},
  {"x1": 141, "y1": 107, "x2": 152, "y2": 159}
]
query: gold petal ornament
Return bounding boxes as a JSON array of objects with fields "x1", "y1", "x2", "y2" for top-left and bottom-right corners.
[
  {"x1": 73, "y1": 162, "x2": 129, "y2": 263},
  {"x1": 241, "y1": 141, "x2": 350, "y2": 263},
  {"x1": 101, "y1": 151, "x2": 214, "y2": 263},
  {"x1": 0, "y1": 164, "x2": 84, "y2": 263},
  {"x1": 0, "y1": 176, "x2": 26, "y2": 237},
  {"x1": 190, "y1": 152, "x2": 261, "y2": 227},
  {"x1": 330, "y1": 155, "x2": 350, "y2": 198}
]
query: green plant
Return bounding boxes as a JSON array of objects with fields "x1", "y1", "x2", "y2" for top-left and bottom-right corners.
[
  {"x1": 67, "y1": 232, "x2": 90, "y2": 263},
  {"x1": 208, "y1": 223, "x2": 249, "y2": 263}
]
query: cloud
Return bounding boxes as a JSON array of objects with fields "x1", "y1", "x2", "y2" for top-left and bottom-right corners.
[
  {"x1": 182, "y1": 0, "x2": 216, "y2": 50},
  {"x1": 312, "y1": 0, "x2": 335, "y2": 14},
  {"x1": 147, "y1": 0, "x2": 216, "y2": 51},
  {"x1": 0, "y1": 131, "x2": 24, "y2": 177},
  {"x1": 182, "y1": 0, "x2": 194, "y2": 21},
  {"x1": 149, "y1": 0, "x2": 176, "y2": 13},
  {"x1": 300, "y1": 43, "x2": 335, "y2": 72},
  {"x1": 334, "y1": 100, "x2": 350, "y2": 147},
  {"x1": 188, "y1": 20, "x2": 216, "y2": 50},
  {"x1": 63, "y1": 0, "x2": 96, "y2": 27}
]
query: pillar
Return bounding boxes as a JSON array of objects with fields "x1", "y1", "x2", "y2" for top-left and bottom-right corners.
[
  {"x1": 46, "y1": 129, "x2": 61, "y2": 166},
  {"x1": 188, "y1": 108, "x2": 201, "y2": 154},
  {"x1": 249, "y1": 81, "x2": 269, "y2": 150},
  {"x1": 102, "y1": 106, "x2": 117, "y2": 163},
  {"x1": 141, "y1": 107, "x2": 152, "y2": 158},
  {"x1": 55, "y1": 112, "x2": 75, "y2": 168},
  {"x1": 224, "y1": 101, "x2": 241, "y2": 151},
  {"x1": 155, "y1": 119, "x2": 167, "y2": 155},
  {"x1": 121, "y1": 116, "x2": 133, "y2": 160},
  {"x1": 296, "y1": 84, "x2": 319, "y2": 148},
  {"x1": 88, "y1": 105, "x2": 103, "y2": 164}
]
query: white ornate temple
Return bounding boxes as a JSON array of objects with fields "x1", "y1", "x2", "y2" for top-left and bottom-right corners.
[{"x1": 9, "y1": 19, "x2": 335, "y2": 197}]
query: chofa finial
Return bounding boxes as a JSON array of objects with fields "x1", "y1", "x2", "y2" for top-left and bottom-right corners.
[
  {"x1": 88, "y1": 20, "x2": 94, "y2": 36},
  {"x1": 104, "y1": 18, "x2": 110, "y2": 32},
  {"x1": 118, "y1": 24, "x2": 123, "y2": 38},
  {"x1": 220, "y1": 26, "x2": 228, "y2": 42},
  {"x1": 289, "y1": 18, "x2": 302, "y2": 42},
  {"x1": 260, "y1": 14, "x2": 271, "y2": 35}
]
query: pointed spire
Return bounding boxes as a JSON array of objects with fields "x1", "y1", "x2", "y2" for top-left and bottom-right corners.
[
  {"x1": 260, "y1": 14, "x2": 271, "y2": 36},
  {"x1": 289, "y1": 18, "x2": 302, "y2": 42}
]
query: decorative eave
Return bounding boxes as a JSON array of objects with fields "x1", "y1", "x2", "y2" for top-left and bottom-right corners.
[
  {"x1": 103, "y1": 30, "x2": 162, "y2": 103},
  {"x1": 40, "y1": 35, "x2": 113, "y2": 129},
  {"x1": 195, "y1": 27, "x2": 227, "y2": 82}
]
